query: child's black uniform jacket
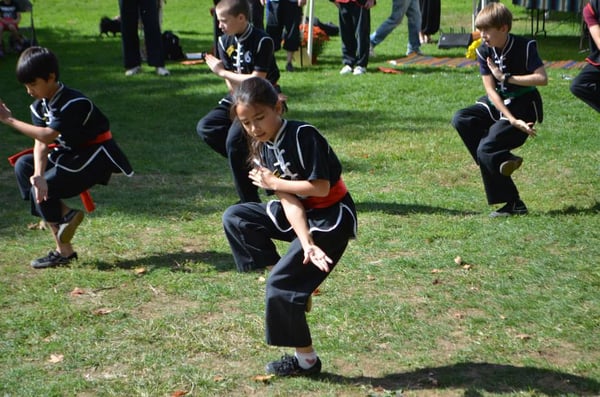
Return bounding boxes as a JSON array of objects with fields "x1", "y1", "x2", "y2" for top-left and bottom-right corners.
[
  {"x1": 30, "y1": 83, "x2": 133, "y2": 183},
  {"x1": 260, "y1": 120, "x2": 357, "y2": 239},
  {"x1": 217, "y1": 23, "x2": 280, "y2": 104},
  {"x1": 475, "y1": 34, "x2": 544, "y2": 123}
]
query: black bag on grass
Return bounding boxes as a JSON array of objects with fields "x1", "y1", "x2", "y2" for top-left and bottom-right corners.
[{"x1": 162, "y1": 30, "x2": 185, "y2": 60}]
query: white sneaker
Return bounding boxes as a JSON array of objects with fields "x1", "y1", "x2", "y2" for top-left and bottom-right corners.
[
  {"x1": 125, "y1": 66, "x2": 142, "y2": 76},
  {"x1": 156, "y1": 67, "x2": 170, "y2": 76},
  {"x1": 340, "y1": 65, "x2": 353, "y2": 75},
  {"x1": 353, "y1": 66, "x2": 367, "y2": 75}
]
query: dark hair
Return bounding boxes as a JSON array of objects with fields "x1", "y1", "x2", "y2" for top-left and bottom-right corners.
[
  {"x1": 475, "y1": 2, "x2": 512, "y2": 31},
  {"x1": 216, "y1": 0, "x2": 250, "y2": 19},
  {"x1": 16, "y1": 46, "x2": 60, "y2": 84},
  {"x1": 232, "y1": 77, "x2": 281, "y2": 166},
  {"x1": 232, "y1": 77, "x2": 279, "y2": 114}
]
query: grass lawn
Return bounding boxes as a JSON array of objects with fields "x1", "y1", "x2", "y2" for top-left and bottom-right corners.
[{"x1": 0, "y1": 0, "x2": 598, "y2": 396}]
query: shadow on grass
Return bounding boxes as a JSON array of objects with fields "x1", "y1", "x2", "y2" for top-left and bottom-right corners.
[
  {"x1": 93, "y1": 250, "x2": 234, "y2": 272},
  {"x1": 356, "y1": 201, "x2": 478, "y2": 216},
  {"x1": 320, "y1": 362, "x2": 600, "y2": 395},
  {"x1": 544, "y1": 201, "x2": 600, "y2": 216}
]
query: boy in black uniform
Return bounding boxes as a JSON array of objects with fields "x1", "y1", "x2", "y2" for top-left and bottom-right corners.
[
  {"x1": 451, "y1": 3, "x2": 547, "y2": 217},
  {"x1": 0, "y1": 47, "x2": 133, "y2": 268},
  {"x1": 197, "y1": 0, "x2": 280, "y2": 203},
  {"x1": 570, "y1": 0, "x2": 600, "y2": 112}
]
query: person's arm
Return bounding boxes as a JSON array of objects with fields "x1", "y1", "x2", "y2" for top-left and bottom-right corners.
[
  {"x1": 486, "y1": 57, "x2": 547, "y2": 88},
  {"x1": 205, "y1": 54, "x2": 268, "y2": 90},
  {"x1": 276, "y1": 191, "x2": 333, "y2": 272},
  {"x1": 30, "y1": 139, "x2": 51, "y2": 203},
  {"x1": 249, "y1": 166, "x2": 330, "y2": 197},
  {"x1": 0, "y1": 101, "x2": 60, "y2": 144},
  {"x1": 483, "y1": 58, "x2": 547, "y2": 137}
]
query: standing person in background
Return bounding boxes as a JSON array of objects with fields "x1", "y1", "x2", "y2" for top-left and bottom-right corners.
[
  {"x1": 197, "y1": 0, "x2": 280, "y2": 203},
  {"x1": 369, "y1": 0, "x2": 422, "y2": 57},
  {"x1": 451, "y1": 3, "x2": 547, "y2": 218},
  {"x1": 570, "y1": 0, "x2": 600, "y2": 112},
  {"x1": 119, "y1": 0, "x2": 170, "y2": 76},
  {"x1": 418, "y1": 0, "x2": 439, "y2": 44},
  {"x1": 263, "y1": 0, "x2": 306, "y2": 72},
  {"x1": 334, "y1": 0, "x2": 375, "y2": 75},
  {"x1": 0, "y1": 0, "x2": 20, "y2": 57},
  {"x1": 223, "y1": 77, "x2": 357, "y2": 376}
]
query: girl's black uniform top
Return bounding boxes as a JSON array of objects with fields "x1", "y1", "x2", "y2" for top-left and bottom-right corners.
[{"x1": 260, "y1": 120, "x2": 357, "y2": 238}]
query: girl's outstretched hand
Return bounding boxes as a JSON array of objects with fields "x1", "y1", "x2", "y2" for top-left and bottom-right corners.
[{"x1": 303, "y1": 244, "x2": 332, "y2": 272}]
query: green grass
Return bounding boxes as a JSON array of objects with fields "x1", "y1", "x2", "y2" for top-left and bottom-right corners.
[{"x1": 0, "y1": 0, "x2": 599, "y2": 396}]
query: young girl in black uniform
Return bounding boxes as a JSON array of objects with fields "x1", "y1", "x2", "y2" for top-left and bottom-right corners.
[
  {"x1": 0, "y1": 47, "x2": 133, "y2": 268},
  {"x1": 222, "y1": 77, "x2": 357, "y2": 376},
  {"x1": 451, "y1": 3, "x2": 547, "y2": 217}
]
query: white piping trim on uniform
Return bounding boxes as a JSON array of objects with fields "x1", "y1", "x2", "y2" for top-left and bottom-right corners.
[{"x1": 49, "y1": 145, "x2": 134, "y2": 177}]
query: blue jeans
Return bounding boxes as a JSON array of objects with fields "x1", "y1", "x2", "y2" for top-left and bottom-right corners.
[{"x1": 370, "y1": 0, "x2": 422, "y2": 54}]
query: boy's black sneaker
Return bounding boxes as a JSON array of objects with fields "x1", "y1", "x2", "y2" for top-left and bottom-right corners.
[
  {"x1": 489, "y1": 200, "x2": 528, "y2": 218},
  {"x1": 265, "y1": 354, "x2": 322, "y2": 377},
  {"x1": 31, "y1": 250, "x2": 78, "y2": 269},
  {"x1": 57, "y1": 209, "x2": 84, "y2": 243},
  {"x1": 499, "y1": 156, "x2": 523, "y2": 176},
  {"x1": 286, "y1": 62, "x2": 294, "y2": 72}
]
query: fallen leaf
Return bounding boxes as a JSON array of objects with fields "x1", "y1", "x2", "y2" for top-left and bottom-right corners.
[
  {"x1": 257, "y1": 276, "x2": 266, "y2": 283},
  {"x1": 516, "y1": 333, "x2": 532, "y2": 340},
  {"x1": 312, "y1": 288, "x2": 321, "y2": 296},
  {"x1": 252, "y1": 374, "x2": 275, "y2": 383},
  {"x1": 454, "y1": 256, "x2": 463, "y2": 265},
  {"x1": 171, "y1": 391, "x2": 188, "y2": 397},
  {"x1": 462, "y1": 264, "x2": 472, "y2": 270},
  {"x1": 432, "y1": 278, "x2": 441, "y2": 285},
  {"x1": 70, "y1": 287, "x2": 86, "y2": 296},
  {"x1": 48, "y1": 354, "x2": 64, "y2": 363},
  {"x1": 213, "y1": 375, "x2": 225, "y2": 382},
  {"x1": 134, "y1": 267, "x2": 147, "y2": 275},
  {"x1": 92, "y1": 308, "x2": 114, "y2": 316},
  {"x1": 366, "y1": 275, "x2": 376, "y2": 281},
  {"x1": 431, "y1": 269, "x2": 442, "y2": 273}
]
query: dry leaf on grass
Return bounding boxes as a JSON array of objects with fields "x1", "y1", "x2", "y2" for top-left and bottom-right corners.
[
  {"x1": 431, "y1": 268, "x2": 442, "y2": 273},
  {"x1": 70, "y1": 287, "x2": 87, "y2": 296},
  {"x1": 134, "y1": 267, "x2": 147, "y2": 275},
  {"x1": 171, "y1": 390, "x2": 188, "y2": 397},
  {"x1": 48, "y1": 354, "x2": 64, "y2": 363},
  {"x1": 92, "y1": 308, "x2": 115, "y2": 316},
  {"x1": 366, "y1": 275, "x2": 376, "y2": 281},
  {"x1": 454, "y1": 256, "x2": 463, "y2": 265},
  {"x1": 213, "y1": 375, "x2": 225, "y2": 382},
  {"x1": 252, "y1": 374, "x2": 275, "y2": 383},
  {"x1": 516, "y1": 333, "x2": 532, "y2": 340}
]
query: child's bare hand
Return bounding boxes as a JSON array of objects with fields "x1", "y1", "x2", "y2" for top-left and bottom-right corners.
[
  {"x1": 249, "y1": 167, "x2": 277, "y2": 189},
  {"x1": 512, "y1": 119, "x2": 537, "y2": 137},
  {"x1": 205, "y1": 54, "x2": 224, "y2": 75},
  {"x1": 303, "y1": 245, "x2": 332, "y2": 272},
  {"x1": 0, "y1": 100, "x2": 12, "y2": 122},
  {"x1": 486, "y1": 57, "x2": 503, "y2": 81},
  {"x1": 29, "y1": 175, "x2": 48, "y2": 203}
]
